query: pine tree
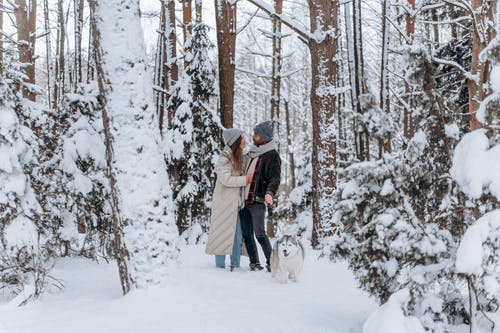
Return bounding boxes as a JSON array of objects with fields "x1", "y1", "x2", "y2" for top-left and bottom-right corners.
[
  {"x1": 166, "y1": 21, "x2": 221, "y2": 243},
  {"x1": 0, "y1": 51, "x2": 52, "y2": 305}
]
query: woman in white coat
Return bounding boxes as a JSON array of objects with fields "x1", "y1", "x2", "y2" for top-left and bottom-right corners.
[{"x1": 205, "y1": 128, "x2": 252, "y2": 270}]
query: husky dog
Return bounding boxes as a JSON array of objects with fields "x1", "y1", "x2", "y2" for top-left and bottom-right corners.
[{"x1": 271, "y1": 235, "x2": 305, "y2": 284}]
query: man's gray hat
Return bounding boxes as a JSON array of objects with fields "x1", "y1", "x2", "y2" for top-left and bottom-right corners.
[
  {"x1": 223, "y1": 128, "x2": 243, "y2": 147},
  {"x1": 254, "y1": 120, "x2": 274, "y2": 142}
]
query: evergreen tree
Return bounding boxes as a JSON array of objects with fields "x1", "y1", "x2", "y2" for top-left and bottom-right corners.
[
  {"x1": 166, "y1": 21, "x2": 221, "y2": 243},
  {"x1": 0, "y1": 51, "x2": 53, "y2": 305},
  {"x1": 325, "y1": 45, "x2": 468, "y2": 331}
]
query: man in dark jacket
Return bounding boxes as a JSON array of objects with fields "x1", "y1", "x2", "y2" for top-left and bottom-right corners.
[{"x1": 240, "y1": 120, "x2": 281, "y2": 271}]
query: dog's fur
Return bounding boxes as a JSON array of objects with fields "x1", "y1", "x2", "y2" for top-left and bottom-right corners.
[{"x1": 271, "y1": 235, "x2": 304, "y2": 283}]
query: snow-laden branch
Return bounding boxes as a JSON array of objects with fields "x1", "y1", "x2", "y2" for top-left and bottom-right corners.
[
  {"x1": 246, "y1": 0, "x2": 311, "y2": 42},
  {"x1": 431, "y1": 56, "x2": 477, "y2": 82}
]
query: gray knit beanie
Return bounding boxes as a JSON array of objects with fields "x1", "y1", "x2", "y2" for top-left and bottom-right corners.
[
  {"x1": 254, "y1": 120, "x2": 274, "y2": 142},
  {"x1": 223, "y1": 128, "x2": 243, "y2": 147}
]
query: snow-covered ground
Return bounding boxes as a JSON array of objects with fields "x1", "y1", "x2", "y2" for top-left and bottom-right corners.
[{"x1": 0, "y1": 244, "x2": 376, "y2": 333}]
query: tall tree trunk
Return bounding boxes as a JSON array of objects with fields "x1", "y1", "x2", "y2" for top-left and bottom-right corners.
[
  {"x1": 270, "y1": 0, "x2": 283, "y2": 122},
  {"x1": 43, "y1": 0, "x2": 53, "y2": 106},
  {"x1": 309, "y1": 0, "x2": 339, "y2": 249},
  {"x1": 403, "y1": 0, "x2": 414, "y2": 140},
  {"x1": 215, "y1": 0, "x2": 236, "y2": 128},
  {"x1": 468, "y1": 0, "x2": 491, "y2": 130},
  {"x1": 195, "y1": 0, "x2": 202, "y2": 22},
  {"x1": 353, "y1": 0, "x2": 370, "y2": 160},
  {"x1": 74, "y1": 0, "x2": 84, "y2": 87},
  {"x1": 284, "y1": 98, "x2": 295, "y2": 188},
  {"x1": 89, "y1": 0, "x2": 178, "y2": 295},
  {"x1": 380, "y1": 0, "x2": 391, "y2": 153},
  {"x1": 14, "y1": 0, "x2": 37, "y2": 101},
  {"x1": 0, "y1": 0, "x2": 3, "y2": 75},
  {"x1": 166, "y1": 0, "x2": 178, "y2": 127},
  {"x1": 154, "y1": 0, "x2": 178, "y2": 134},
  {"x1": 182, "y1": 0, "x2": 192, "y2": 68},
  {"x1": 53, "y1": 0, "x2": 65, "y2": 108}
]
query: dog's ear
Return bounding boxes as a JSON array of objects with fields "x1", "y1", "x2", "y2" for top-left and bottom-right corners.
[{"x1": 291, "y1": 234, "x2": 297, "y2": 242}]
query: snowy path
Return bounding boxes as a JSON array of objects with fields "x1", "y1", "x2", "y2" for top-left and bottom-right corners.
[{"x1": 0, "y1": 245, "x2": 376, "y2": 333}]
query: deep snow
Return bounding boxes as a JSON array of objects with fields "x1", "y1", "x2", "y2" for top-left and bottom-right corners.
[{"x1": 0, "y1": 244, "x2": 376, "y2": 333}]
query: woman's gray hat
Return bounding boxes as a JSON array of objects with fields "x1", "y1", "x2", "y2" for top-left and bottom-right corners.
[
  {"x1": 223, "y1": 128, "x2": 243, "y2": 147},
  {"x1": 254, "y1": 120, "x2": 274, "y2": 142}
]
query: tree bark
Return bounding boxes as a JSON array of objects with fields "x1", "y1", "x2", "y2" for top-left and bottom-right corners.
[
  {"x1": 468, "y1": 0, "x2": 491, "y2": 130},
  {"x1": 215, "y1": 0, "x2": 236, "y2": 128},
  {"x1": 403, "y1": 0, "x2": 414, "y2": 140},
  {"x1": 14, "y1": 0, "x2": 37, "y2": 101},
  {"x1": 195, "y1": 0, "x2": 202, "y2": 22},
  {"x1": 353, "y1": 0, "x2": 370, "y2": 160},
  {"x1": 380, "y1": 0, "x2": 391, "y2": 153},
  {"x1": 270, "y1": 0, "x2": 283, "y2": 122},
  {"x1": 74, "y1": 0, "x2": 84, "y2": 87},
  {"x1": 53, "y1": 0, "x2": 65, "y2": 108},
  {"x1": 309, "y1": 0, "x2": 339, "y2": 249},
  {"x1": 0, "y1": 0, "x2": 3, "y2": 75},
  {"x1": 182, "y1": 0, "x2": 192, "y2": 68},
  {"x1": 154, "y1": 0, "x2": 178, "y2": 134}
]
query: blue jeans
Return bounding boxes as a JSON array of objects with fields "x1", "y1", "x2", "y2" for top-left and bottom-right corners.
[{"x1": 215, "y1": 216, "x2": 242, "y2": 268}]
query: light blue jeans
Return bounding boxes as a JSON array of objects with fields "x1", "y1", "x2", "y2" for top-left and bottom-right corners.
[{"x1": 215, "y1": 216, "x2": 242, "y2": 268}]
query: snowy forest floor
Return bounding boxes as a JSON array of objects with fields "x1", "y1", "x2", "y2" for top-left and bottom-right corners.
[{"x1": 0, "y1": 244, "x2": 377, "y2": 333}]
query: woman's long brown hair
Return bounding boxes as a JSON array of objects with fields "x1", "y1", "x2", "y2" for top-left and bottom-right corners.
[{"x1": 229, "y1": 136, "x2": 244, "y2": 174}]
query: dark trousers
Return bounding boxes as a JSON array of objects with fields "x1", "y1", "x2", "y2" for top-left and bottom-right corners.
[{"x1": 240, "y1": 204, "x2": 272, "y2": 266}]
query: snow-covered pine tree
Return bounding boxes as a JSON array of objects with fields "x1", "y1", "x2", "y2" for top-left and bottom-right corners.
[
  {"x1": 453, "y1": 26, "x2": 500, "y2": 331},
  {"x1": 53, "y1": 82, "x2": 113, "y2": 258},
  {"x1": 325, "y1": 45, "x2": 468, "y2": 331},
  {"x1": 166, "y1": 20, "x2": 221, "y2": 243},
  {"x1": 89, "y1": 0, "x2": 179, "y2": 294},
  {"x1": 186, "y1": 21, "x2": 221, "y2": 242},
  {"x1": 0, "y1": 51, "x2": 53, "y2": 305}
]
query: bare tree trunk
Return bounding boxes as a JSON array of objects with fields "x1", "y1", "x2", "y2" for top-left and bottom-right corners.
[
  {"x1": 284, "y1": 98, "x2": 295, "y2": 188},
  {"x1": 195, "y1": 0, "x2": 202, "y2": 22},
  {"x1": 0, "y1": 0, "x2": 3, "y2": 75},
  {"x1": 404, "y1": 0, "x2": 415, "y2": 140},
  {"x1": 166, "y1": 0, "x2": 178, "y2": 126},
  {"x1": 74, "y1": 0, "x2": 84, "y2": 87},
  {"x1": 309, "y1": 0, "x2": 339, "y2": 249},
  {"x1": 353, "y1": 0, "x2": 369, "y2": 160},
  {"x1": 53, "y1": 0, "x2": 65, "y2": 108},
  {"x1": 182, "y1": 0, "x2": 192, "y2": 68},
  {"x1": 380, "y1": 0, "x2": 391, "y2": 153},
  {"x1": 215, "y1": 0, "x2": 236, "y2": 128},
  {"x1": 154, "y1": 0, "x2": 178, "y2": 134},
  {"x1": 468, "y1": 0, "x2": 490, "y2": 130},
  {"x1": 270, "y1": 0, "x2": 283, "y2": 122},
  {"x1": 42, "y1": 0, "x2": 54, "y2": 106},
  {"x1": 14, "y1": 0, "x2": 37, "y2": 101}
]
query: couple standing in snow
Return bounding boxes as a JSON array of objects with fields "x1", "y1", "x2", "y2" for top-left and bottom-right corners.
[{"x1": 205, "y1": 121, "x2": 281, "y2": 272}]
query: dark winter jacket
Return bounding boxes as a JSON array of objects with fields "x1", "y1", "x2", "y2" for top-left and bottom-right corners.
[{"x1": 250, "y1": 149, "x2": 281, "y2": 199}]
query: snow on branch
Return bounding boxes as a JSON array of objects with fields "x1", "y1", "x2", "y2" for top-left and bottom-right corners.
[
  {"x1": 246, "y1": 0, "x2": 311, "y2": 42},
  {"x1": 432, "y1": 56, "x2": 476, "y2": 82}
]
